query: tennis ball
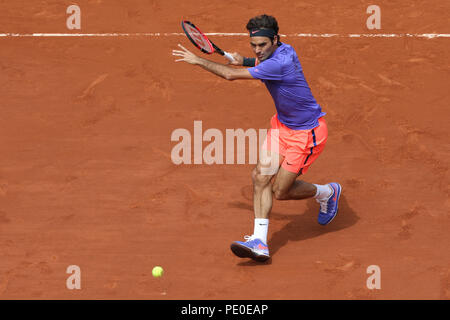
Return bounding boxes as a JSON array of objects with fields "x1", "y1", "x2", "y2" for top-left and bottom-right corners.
[{"x1": 152, "y1": 266, "x2": 164, "y2": 278}]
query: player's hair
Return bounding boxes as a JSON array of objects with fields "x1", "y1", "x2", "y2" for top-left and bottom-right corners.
[{"x1": 246, "y1": 14, "x2": 280, "y2": 44}]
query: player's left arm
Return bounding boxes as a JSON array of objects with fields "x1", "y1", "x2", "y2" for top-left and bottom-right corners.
[{"x1": 172, "y1": 44, "x2": 254, "y2": 81}]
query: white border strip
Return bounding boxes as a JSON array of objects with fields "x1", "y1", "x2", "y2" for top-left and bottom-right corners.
[{"x1": 0, "y1": 33, "x2": 449, "y2": 38}]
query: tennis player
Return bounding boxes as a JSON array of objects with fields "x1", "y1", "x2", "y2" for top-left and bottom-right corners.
[{"x1": 172, "y1": 14, "x2": 342, "y2": 262}]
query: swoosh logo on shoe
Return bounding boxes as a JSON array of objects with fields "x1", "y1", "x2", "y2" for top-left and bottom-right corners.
[
  {"x1": 257, "y1": 244, "x2": 268, "y2": 250},
  {"x1": 251, "y1": 30, "x2": 259, "y2": 34},
  {"x1": 332, "y1": 185, "x2": 338, "y2": 201}
]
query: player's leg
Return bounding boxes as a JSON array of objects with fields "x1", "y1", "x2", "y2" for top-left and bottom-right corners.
[
  {"x1": 230, "y1": 151, "x2": 282, "y2": 262},
  {"x1": 271, "y1": 168, "x2": 339, "y2": 218},
  {"x1": 230, "y1": 115, "x2": 285, "y2": 262},
  {"x1": 272, "y1": 167, "x2": 316, "y2": 200},
  {"x1": 252, "y1": 151, "x2": 283, "y2": 219},
  {"x1": 250, "y1": 115, "x2": 285, "y2": 242},
  {"x1": 272, "y1": 164, "x2": 341, "y2": 226},
  {"x1": 277, "y1": 117, "x2": 341, "y2": 225}
]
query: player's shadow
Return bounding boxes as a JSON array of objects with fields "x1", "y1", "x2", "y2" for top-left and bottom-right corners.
[{"x1": 228, "y1": 195, "x2": 359, "y2": 266}]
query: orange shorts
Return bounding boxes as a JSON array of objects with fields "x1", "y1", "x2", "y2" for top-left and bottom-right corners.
[{"x1": 262, "y1": 114, "x2": 328, "y2": 175}]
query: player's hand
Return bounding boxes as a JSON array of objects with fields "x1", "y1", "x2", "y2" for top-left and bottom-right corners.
[
  {"x1": 227, "y1": 52, "x2": 244, "y2": 66},
  {"x1": 172, "y1": 44, "x2": 200, "y2": 65}
]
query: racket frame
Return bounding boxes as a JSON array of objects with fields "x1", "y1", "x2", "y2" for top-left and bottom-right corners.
[{"x1": 181, "y1": 20, "x2": 233, "y2": 61}]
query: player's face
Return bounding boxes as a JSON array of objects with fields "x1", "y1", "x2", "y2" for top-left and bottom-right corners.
[{"x1": 250, "y1": 36, "x2": 278, "y2": 61}]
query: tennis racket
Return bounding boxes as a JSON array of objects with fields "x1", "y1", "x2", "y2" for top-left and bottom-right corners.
[{"x1": 181, "y1": 20, "x2": 235, "y2": 62}]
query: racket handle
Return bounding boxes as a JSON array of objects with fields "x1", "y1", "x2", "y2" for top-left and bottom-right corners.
[{"x1": 223, "y1": 51, "x2": 235, "y2": 62}]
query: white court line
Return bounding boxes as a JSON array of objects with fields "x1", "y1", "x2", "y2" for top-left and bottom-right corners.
[{"x1": 0, "y1": 33, "x2": 449, "y2": 38}]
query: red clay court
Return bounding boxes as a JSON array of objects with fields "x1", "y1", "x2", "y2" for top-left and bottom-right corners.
[{"x1": 0, "y1": 0, "x2": 449, "y2": 299}]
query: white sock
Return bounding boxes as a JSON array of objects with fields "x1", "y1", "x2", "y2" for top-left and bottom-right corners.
[
  {"x1": 314, "y1": 184, "x2": 333, "y2": 201},
  {"x1": 253, "y1": 218, "x2": 269, "y2": 244}
]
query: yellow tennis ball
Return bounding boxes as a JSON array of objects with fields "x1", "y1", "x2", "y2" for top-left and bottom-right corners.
[{"x1": 152, "y1": 266, "x2": 164, "y2": 278}]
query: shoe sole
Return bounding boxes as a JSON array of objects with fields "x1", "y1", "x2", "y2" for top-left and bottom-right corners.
[
  {"x1": 320, "y1": 183, "x2": 342, "y2": 226},
  {"x1": 230, "y1": 242, "x2": 270, "y2": 262}
]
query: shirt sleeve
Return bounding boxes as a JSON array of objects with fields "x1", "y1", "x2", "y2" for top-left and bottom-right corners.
[{"x1": 248, "y1": 58, "x2": 283, "y2": 81}]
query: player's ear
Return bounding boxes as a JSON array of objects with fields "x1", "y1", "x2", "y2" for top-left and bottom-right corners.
[{"x1": 271, "y1": 35, "x2": 278, "y2": 46}]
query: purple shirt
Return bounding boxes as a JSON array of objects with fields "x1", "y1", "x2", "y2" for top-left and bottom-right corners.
[{"x1": 248, "y1": 43, "x2": 325, "y2": 130}]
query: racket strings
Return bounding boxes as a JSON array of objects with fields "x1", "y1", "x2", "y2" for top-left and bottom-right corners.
[{"x1": 182, "y1": 21, "x2": 214, "y2": 54}]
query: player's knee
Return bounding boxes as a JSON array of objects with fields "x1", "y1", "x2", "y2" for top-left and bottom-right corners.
[
  {"x1": 252, "y1": 167, "x2": 271, "y2": 188},
  {"x1": 251, "y1": 167, "x2": 258, "y2": 183}
]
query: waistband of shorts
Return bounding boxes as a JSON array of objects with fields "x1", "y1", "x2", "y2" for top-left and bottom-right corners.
[{"x1": 274, "y1": 114, "x2": 325, "y2": 132}]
